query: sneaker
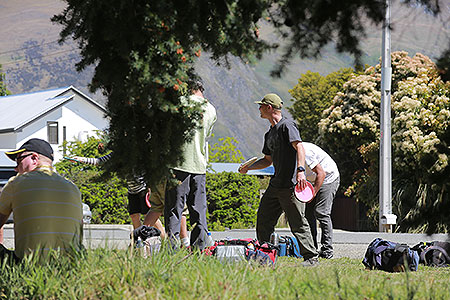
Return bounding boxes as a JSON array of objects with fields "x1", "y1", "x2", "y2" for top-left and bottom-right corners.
[
  {"x1": 319, "y1": 252, "x2": 333, "y2": 259},
  {"x1": 301, "y1": 257, "x2": 319, "y2": 267}
]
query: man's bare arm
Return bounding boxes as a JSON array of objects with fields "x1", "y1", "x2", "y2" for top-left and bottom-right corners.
[
  {"x1": 311, "y1": 163, "x2": 326, "y2": 197},
  {"x1": 291, "y1": 141, "x2": 307, "y2": 190}
]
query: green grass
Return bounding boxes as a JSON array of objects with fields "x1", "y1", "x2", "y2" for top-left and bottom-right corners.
[{"x1": 0, "y1": 245, "x2": 449, "y2": 299}]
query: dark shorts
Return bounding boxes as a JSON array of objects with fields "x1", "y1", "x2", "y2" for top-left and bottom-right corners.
[{"x1": 128, "y1": 189, "x2": 150, "y2": 215}]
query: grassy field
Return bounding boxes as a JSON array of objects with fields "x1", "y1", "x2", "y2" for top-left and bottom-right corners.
[{"x1": 0, "y1": 245, "x2": 449, "y2": 300}]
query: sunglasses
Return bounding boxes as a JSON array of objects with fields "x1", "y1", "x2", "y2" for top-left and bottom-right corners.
[{"x1": 16, "y1": 153, "x2": 34, "y2": 164}]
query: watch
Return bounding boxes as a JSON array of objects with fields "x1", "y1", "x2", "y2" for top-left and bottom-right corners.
[{"x1": 297, "y1": 166, "x2": 305, "y2": 172}]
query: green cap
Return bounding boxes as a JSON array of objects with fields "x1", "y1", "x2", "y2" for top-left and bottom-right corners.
[{"x1": 254, "y1": 93, "x2": 283, "y2": 109}]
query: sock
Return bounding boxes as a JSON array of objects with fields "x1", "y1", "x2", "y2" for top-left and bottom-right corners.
[{"x1": 181, "y1": 237, "x2": 190, "y2": 247}]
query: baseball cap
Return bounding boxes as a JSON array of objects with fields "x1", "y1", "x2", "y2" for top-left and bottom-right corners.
[
  {"x1": 254, "y1": 93, "x2": 283, "y2": 109},
  {"x1": 5, "y1": 138, "x2": 54, "y2": 161}
]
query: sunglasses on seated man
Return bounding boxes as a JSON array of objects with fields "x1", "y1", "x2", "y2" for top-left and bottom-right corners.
[{"x1": 15, "y1": 153, "x2": 34, "y2": 164}]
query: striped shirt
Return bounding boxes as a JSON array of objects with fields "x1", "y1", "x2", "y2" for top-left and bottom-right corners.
[
  {"x1": 0, "y1": 166, "x2": 83, "y2": 259},
  {"x1": 74, "y1": 153, "x2": 146, "y2": 194}
]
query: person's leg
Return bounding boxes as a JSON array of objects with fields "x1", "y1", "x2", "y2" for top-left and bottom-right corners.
[
  {"x1": 256, "y1": 185, "x2": 283, "y2": 243},
  {"x1": 305, "y1": 198, "x2": 318, "y2": 249},
  {"x1": 164, "y1": 170, "x2": 189, "y2": 247},
  {"x1": 141, "y1": 183, "x2": 167, "y2": 238},
  {"x1": 0, "y1": 227, "x2": 3, "y2": 244},
  {"x1": 143, "y1": 210, "x2": 166, "y2": 238},
  {"x1": 314, "y1": 178, "x2": 339, "y2": 257},
  {"x1": 187, "y1": 173, "x2": 208, "y2": 249},
  {"x1": 129, "y1": 213, "x2": 142, "y2": 229},
  {"x1": 279, "y1": 187, "x2": 318, "y2": 260},
  {"x1": 180, "y1": 215, "x2": 189, "y2": 247}
]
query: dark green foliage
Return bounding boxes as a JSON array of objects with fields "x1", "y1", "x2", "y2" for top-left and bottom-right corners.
[
  {"x1": 77, "y1": 174, "x2": 129, "y2": 225},
  {"x1": 288, "y1": 68, "x2": 354, "y2": 142},
  {"x1": 206, "y1": 172, "x2": 261, "y2": 230},
  {"x1": 55, "y1": 137, "x2": 130, "y2": 225}
]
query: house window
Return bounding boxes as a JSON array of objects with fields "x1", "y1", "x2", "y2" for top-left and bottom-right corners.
[{"x1": 47, "y1": 121, "x2": 59, "y2": 144}]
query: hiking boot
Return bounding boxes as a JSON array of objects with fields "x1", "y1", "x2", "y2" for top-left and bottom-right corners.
[
  {"x1": 301, "y1": 256, "x2": 319, "y2": 267},
  {"x1": 319, "y1": 251, "x2": 333, "y2": 259}
]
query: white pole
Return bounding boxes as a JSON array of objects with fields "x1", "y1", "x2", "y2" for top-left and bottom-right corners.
[{"x1": 379, "y1": 0, "x2": 396, "y2": 232}]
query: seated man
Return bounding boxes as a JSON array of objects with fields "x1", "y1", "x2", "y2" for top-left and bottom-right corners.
[{"x1": 0, "y1": 138, "x2": 83, "y2": 261}]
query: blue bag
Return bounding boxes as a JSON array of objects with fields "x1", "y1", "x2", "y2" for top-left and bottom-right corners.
[
  {"x1": 278, "y1": 235, "x2": 302, "y2": 258},
  {"x1": 362, "y1": 238, "x2": 419, "y2": 272}
]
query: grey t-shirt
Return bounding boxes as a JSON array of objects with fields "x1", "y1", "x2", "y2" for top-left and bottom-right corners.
[{"x1": 262, "y1": 117, "x2": 302, "y2": 188}]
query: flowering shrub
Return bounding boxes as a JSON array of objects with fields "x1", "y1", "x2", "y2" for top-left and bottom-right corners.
[
  {"x1": 318, "y1": 51, "x2": 450, "y2": 232},
  {"x1": 318, "y1": 74, "x2": 380, "y2": 190},
  {"x1": 392, "y1": 75, "x2": 449, "y2": 173}
]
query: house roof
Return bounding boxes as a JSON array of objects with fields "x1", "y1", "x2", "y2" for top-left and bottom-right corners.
[
  {"x1": 209, "y1": 163, "x2": 274, "y2": 176},
  {"x1": 0, "y1": 86, "x2": 106, "y2": 133}
]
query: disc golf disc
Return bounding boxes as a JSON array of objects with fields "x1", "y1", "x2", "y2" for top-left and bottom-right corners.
[
  {"x1": 294, "y1": 181, "x2": 314, "y2": 203},
  {"x1": 238, "y1": 156, "x2": 258, "y2": 171},
  {"x1": 145, "y1": 191, "x2": 152, "y2": 208}
]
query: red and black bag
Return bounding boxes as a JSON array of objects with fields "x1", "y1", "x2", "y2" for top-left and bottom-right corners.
[{"x1": 203, "y1": 238, "x2": 277, "y2": 266}]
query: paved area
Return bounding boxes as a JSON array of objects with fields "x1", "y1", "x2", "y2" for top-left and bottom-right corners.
[{"x1": 2, "y1": 224, "x2": 448, "y2": 260}]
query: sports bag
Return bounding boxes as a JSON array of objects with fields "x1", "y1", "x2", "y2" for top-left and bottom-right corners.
[
  {"x1": 412, "y1": 241, "x2": 450, "y2": 267},
  {"x1": 204, "y1": 238, "x2": 277, "y2": 266},
  {"x1": 362, "y1": 238, "x2": 419, "y2": 272},
  {"x1": 278, "y1": 235, "x2": 302, "y2": 258}
]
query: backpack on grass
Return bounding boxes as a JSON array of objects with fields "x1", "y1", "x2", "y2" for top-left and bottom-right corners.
[
  {"x1": 362, "y1": 238, "x2": 419, "y2": 272},
  {"x1": 278, "y1": 235, "x2": 302, "y2": 258},
  {"x1": 412, "y1": 241, "x2": 450, "y2": 267}
]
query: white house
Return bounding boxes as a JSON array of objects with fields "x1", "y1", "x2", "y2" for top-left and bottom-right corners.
[{"x1": 0, "y1": 86, "x2": 108, "y2": 180}]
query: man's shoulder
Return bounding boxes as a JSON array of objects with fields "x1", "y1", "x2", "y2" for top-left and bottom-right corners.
[
  {"x1": 278, "y1": 117, "x2": 299, "y2": 132},
  {"x1": 5, "y1": 175, "x2": 18, "y2": 184},
  {"x1": 34, "y1": 169, "x2": 80, "y2": 190},
  {"x1": 280, "y1": 116, "x2": 296, "y2": 126}
]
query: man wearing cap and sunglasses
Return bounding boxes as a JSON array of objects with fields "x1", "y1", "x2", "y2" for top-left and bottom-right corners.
[
  {"x1": 0, "y1": 138, "x2": 83, "y2": 261},
  {"x1": 239, "y1": 93, "x2": 319, "y2": 266}
]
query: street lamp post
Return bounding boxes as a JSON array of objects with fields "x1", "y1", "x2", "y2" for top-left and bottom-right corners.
[{"x1": 379, "y1": 0, "x2": 397, "y2": 232}]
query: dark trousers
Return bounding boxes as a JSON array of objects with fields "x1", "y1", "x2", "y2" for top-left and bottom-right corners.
[
  {"x1": 256, "y1": 185, "x2": 318, "y2": 260},
  {"x1": 165, "y1": 170, "x2": 208, "y2": 250},
  {"x1": 306, "y1": 177, "x2": 340, "y2": 255}
]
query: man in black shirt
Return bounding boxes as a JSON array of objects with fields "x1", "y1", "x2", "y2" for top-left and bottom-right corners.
[{"x1": 239, "y1": 93, "x2": 318, "y2": 266}]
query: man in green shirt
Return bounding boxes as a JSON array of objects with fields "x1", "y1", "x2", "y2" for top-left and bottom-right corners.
[
  {"x1": 0, "y1": 138, "x2": 83, "y2": 261},
  {"x1": 165, "y1": 80, "x2": 217, "y2": 250}
]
